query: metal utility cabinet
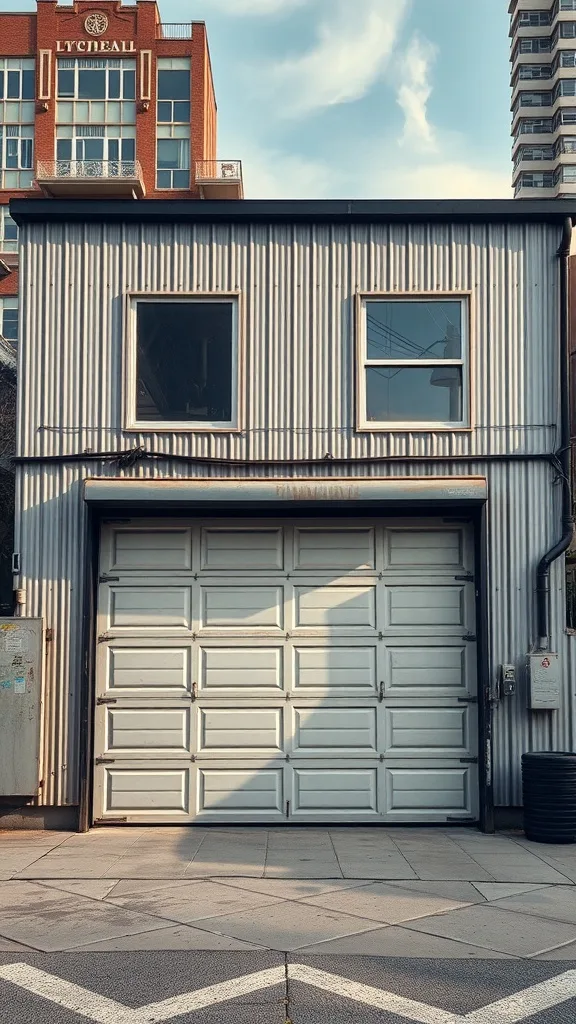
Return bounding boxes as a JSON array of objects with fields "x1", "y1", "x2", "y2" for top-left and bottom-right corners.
[{"x1": 0, "y1": 618, "x2": 43, "y2": 796}]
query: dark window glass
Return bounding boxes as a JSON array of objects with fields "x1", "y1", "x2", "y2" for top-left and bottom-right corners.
[
  {"x1": 121, "y1": 137, "x2": 135, "y2": 161},
  {"x1": 108, "y1": 69, "x2": 120, "y2": 99},
  {"x1": 136, "y1": 302, "x2": 234, "y2": 422},
  {"x1": 123, "y1": 69, "x2": 135, "y2": 99},
  {"x1": 172, "y1": 169, "x2": 189, "y2": 187},
  {"x1": 173, "y1": 100, "x2": 190, "y2": 122},
  {"x1": 7, "y1": 70, "x2": 19, "y2": 99},
  {"x1": 6, "y1": 139, "x2": 18, "y2": 168},
  {"x1": 366, "y1": 301, "x2": 462, "y2": 361},
  {"x1": 366, "y1": 366, "x2": 462, "y2": 423},
  {"x1": 2, "y1": 307, "x2": 18, "y2": 342},
  {"x1": 57, "y1": 69, "x2": 74, "y2": 97},
  {"x1": 78, "y1": 69, "x2": 106, "y2": 99},
  {"x1": 561, "y1": 22, "x2": 576, "y2": 36},
  {"x1": 158, "y1": 69, "x2": 190, "y2": 100},
  {"x1": 0, "y1": 72, "x2": 3, "y2": 99},
  {"x1": 22, "y1": 69, "x2": 34, "y2": 99},
  {"x1": 21, "y1": 139, "x2": 33, "y2": 168},
  {"x1": 4, "y1": 215, "x2": 17, "y2": 242},
  {"x1": 157, "y1": 100, "x2": 172, "y2": 122},
  {"x1": 156, "y1": 169, "x2": 171, "y2": 188},
  {"x1": 56, "y1": 138, "x2": 72, "y2": 161}
]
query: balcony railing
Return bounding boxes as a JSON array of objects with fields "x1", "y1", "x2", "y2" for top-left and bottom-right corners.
[
  {"x1": 159, "y1": 23, "x2": 193, "y2": 39},
  {"x1": 195, "y1": 160, "x2": 244, "y2": 200},
  {"x1": 36, "y1": 160, "x2": 145, "y2": 198}
]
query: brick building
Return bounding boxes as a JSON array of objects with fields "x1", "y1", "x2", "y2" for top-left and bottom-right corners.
[{"x1": 0, "y1": 0, "x2": 243, "y2": 340}]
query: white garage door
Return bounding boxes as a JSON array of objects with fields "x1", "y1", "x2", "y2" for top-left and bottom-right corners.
[{"x1": 93, "y1": 518, "x2": 478, "y2": 824}]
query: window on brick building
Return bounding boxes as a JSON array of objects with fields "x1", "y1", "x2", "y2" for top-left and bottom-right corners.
[
  {"x1": 0, "y1": 125, "x2": 33, "y2": 189},
  {"x1": 156, "y1": 58, "x2": 191, "y2": 189},
  {"x1": 0, "y1": 208, "x2": 17, "y2": 253},
  {"x1": 56, "y1": 59, "x2": 136, "y2": 125},
  {"x1": 0, "y1": 298, "x2": 18, "y2": 345}
]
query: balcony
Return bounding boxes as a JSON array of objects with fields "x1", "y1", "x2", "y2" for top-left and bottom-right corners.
[
  {"x1": 195, "y1": 160, "x2": 243, "y2": 200},
  {"x1": 36, "y1": 160, "x2": 145, "y2": 199},
  {"x1": 159, "y1": 23, "x2": 193, "y2": 39}
]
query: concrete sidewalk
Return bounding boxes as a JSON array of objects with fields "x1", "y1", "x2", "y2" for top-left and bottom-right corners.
[{"x1": 3, "y1": 827, "x2": 576, "y2": 957}]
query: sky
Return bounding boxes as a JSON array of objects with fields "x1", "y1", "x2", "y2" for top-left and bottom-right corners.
[{"x1": 7, "y1": 0, "x2": 514, "y2": 199}]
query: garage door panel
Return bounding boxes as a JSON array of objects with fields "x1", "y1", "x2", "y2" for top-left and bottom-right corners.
[
  {"x1": 292, "y1": 707, "x2": 377, "y2": 755},
  {"x1": 99, "y1": 766, "x2": 192, "y2": 816},
  {"x1": 384, "y1": 643, "x2": 469, "y2": 697},
  {"x1": 198, "y1": 707, "x2": 283, "y2": 754},
  {"x1": 106, "y1": 585, "x2": 192, "y2": 630},
  {"x1": 295, "y1": 584, "x2": 376, "y2": 630},
  {"x1": 201, "y1": 586, "x2": 283, "y2": 629},
  {"x1": 105, "y1": 646, "x2": 191, "y2": 695},
  {"x1": 198, "y1": 768, "x2": 283, "y2": 815},
  {"x1": 95, "y1": 517, "x2": 478, "y2": 825},
  {"x1": 385, "y1": 529, "x2": 464, "y2": 571},
  {"x1": 384, "y1": 707, "x2": 472, "y2": 758},
  {"x1": 201, "y1": 528, "x2": 283, "y2": 571},
  {"x1": 106, "y1": 529, "x2": 193, "y2": 572},
  {"x1": 385, "y1": 585, "x2": 468, "y2": 630},
  {"x1": 199, "y1": 646, "x2": 283, "y2": 692},
  {"x1": 384, "y1": 765, "x2": 476, "y2": 819},
  {"x1": 294, "y1": 529, "x2": 375, "y2": 571},
  {"x1": 293, "y1": 644, "x2": 377, "y2": 694},
  {"x1": 291, "y1": 768, "x2": 378, "y2": 815},
  {"x1": 105, "y1": 707, "x2": 190, "y2": 755}
]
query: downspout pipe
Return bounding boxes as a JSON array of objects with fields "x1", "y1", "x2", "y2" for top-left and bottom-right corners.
[{"x1": 536, "y1": 216, "x2": 574, "y2": 651}]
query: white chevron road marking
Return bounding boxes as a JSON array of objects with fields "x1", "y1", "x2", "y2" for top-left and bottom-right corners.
[{"x1": 1, "y1": 961, "x2": 576, "y2": 1023}]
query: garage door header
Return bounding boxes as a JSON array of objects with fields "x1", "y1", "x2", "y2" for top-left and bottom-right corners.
[{"x1": 84, "y1": 477, "x2": 488, "y2": 507}]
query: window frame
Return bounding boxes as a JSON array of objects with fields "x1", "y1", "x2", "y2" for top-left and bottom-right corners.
[
  {"x1": 124, "y1": 292, "x2": 243, "y2": 432},
  {"x1": 355, "y1": 292, "x2": 472, "y2": 432}
]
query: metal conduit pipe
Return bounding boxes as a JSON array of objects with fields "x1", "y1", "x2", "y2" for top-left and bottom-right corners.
[{"x1": 536, "y1": 216, "x2": 574, "y2": 651}]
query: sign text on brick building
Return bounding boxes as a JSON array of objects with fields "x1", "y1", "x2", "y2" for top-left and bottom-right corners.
[{"x1": 56, "y1": 40, "x2": 136, "y2": 52}]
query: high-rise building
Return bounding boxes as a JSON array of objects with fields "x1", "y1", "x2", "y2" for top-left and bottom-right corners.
[
  {"x1": 510, "y1": 0, "x2": 576, "y2": 197},
  {"x1": 0, "y1": 0, "x2": 243, "y2": 344}
]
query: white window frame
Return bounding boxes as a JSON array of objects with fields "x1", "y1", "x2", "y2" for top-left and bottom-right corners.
[
  {"x1": 355, "y1": 292, "x2": 472, "y2": 432},
  {"x1": 125, "y1": 293, "x2": 242, "y2": 432}
]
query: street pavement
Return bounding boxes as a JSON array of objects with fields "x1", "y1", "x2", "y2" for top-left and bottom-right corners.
[{"x1": 3, "y1": 827, "x2": 576, "y2": 1020}]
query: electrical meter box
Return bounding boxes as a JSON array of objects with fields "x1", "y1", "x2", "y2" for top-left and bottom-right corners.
[
  {"x1": 0, "y1": 618, "x2": 43, "y2": 796},
  {"x1": 528, "y1": 652, "x2": 561, "y2": 710}
]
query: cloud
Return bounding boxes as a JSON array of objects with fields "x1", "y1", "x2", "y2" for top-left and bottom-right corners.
[
  {"x1": 396, "y1": 34, "x2": 437, "y2": 151},
  {"x1": 369, "y1": 160, "x2": 512, "y2": 199},
  {"x1": 272, "y1": 0, "x2": 410, "y2": 116}
]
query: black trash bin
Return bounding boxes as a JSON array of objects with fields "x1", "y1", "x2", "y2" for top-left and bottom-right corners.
[{"x1": 522, "y1": 751, "x2": 576, "y2": 843}]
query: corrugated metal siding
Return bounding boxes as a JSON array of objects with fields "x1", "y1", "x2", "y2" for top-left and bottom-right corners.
[{"x1": 14, "y1": 220, "x2": 576, "y2": 808}]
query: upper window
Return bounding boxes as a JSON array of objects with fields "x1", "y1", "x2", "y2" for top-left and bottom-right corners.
[
  {"x1": 56, "y1": 59, "x2": 136, "y2": 125},
  {"x1": 0, "y1": 125, "x2": 34, "y2": 188},
  {"x1": 519, "y1": 38, "x2": 551, "y2": 53},
  {"x1": 157, "y1": 62, "x2": 190, "y2": 123},
  {"x1": 128, "y1": 297, "x2": 239, "y2": 429},
  {"x1": 0, "y1": 297, "x2": 18, "y2": 345},
  {"x1": 560, "y1": 22, "x2": 576, "y2": 36},
  {"x1": 358, "y1": 297, "x2": 468, "y2": 429},
  {"x1": 0, "y1": 58, "x2": 35, "y2": 125},
  {"x1": 518, "y1": 11, "x2": 551, "y2": 25},
  {"x1": 0, "y1": 207, "x2": 18, "y2": 253}
]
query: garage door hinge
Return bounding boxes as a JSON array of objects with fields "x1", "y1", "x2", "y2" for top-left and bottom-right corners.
[
  {"x1": 96, "y1": 696, "x2": 117, "y2": 705},
  {"x1": 462, "y1": 634, "x2": 477, "y2": 642},
  {"x1": 378, "y1": 681, "x2": 384, "y2": 702},
  {"x1": 455, "y1": 574, "x2": 474, "y2": 582},
  {"x1": 457, "y1": 696, "x2": 478, "y2": 703},
  {"x1": 99, "y1": 574, "x2": 119, "y2": 583},
  {"x1": 190, "y1": 754, "x2": 196, "y2": 762},
  {"x1": 378, "y1": 632, "x2": 384, "y2": 641},
  {"x1": 97, "y1": 632, "x2": 111, "y2": 643},
  {"x1": 286, "y1": 800, "x2": 290, "y2": 818},
  {"x1": 459, "y1": 756, "x2": 478, "y2": 764},
  {"x1": 95, "y1": 756, "x2": 115, "y2": 765},
  {"x1": 191, "y1": 682, "x2": 198, "y2": 701}
]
